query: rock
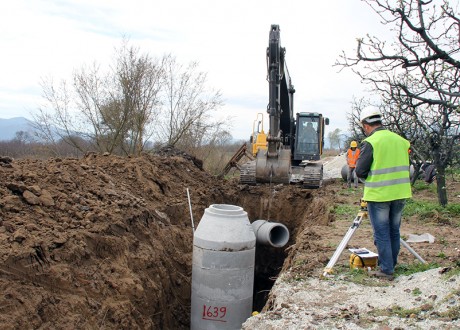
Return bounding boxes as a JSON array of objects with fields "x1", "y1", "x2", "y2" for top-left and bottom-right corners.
[
  {"x1": 13, "y1": 228, "x2": 28, "y2": 243},
  {"x1": 0, "y1": 156, "x2": 13, "y2": 164},
  {"x1": 23, "y1": 190, "x2": 40, "y2": 205},
  {"x1": 420, "y1": 303, "x2": 433, "y2": 311},
  {"x1": 38, "y1": 189, "x2": 55, "y2": 206},
  {"x1": 0, "y1": 195, "x2": 22, "y2": 212},
  {"x1": 28, "y1": 185, "x2": 42, "y2": 196},
  {"x1": 6, "y1": 182, "x2": 27, "y2": 194}
]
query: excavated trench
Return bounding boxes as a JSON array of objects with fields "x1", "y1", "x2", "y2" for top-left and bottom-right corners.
[
  {"x1": 158, "y1": 184, "x2": 324, "y2": 329},
  {"x1": 0, "y1": 153, "x2": 335, "y2": 329}
]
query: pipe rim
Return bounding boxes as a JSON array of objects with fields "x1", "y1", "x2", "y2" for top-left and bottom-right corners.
[{"x1": 208, "y1": 204, "x2": 246, "y2": 217}]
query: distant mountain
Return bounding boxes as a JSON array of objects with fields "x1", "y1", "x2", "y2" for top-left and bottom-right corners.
[{"x1": 0, "y1": 117, "x2": 36, "y2": 141}]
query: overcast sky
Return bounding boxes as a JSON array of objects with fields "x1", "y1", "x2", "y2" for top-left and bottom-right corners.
[{"x1": 0, "y1": 0, "x2": 389, "y2": 140}]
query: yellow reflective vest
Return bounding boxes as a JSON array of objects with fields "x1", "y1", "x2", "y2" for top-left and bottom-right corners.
[{"x1": 363, "y1": 130, "x2": 412, "y2": 202}]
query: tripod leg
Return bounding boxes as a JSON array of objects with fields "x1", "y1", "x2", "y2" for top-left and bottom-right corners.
[
  {"x1": 400, "y1": 239, "x2": 427, "y2": 264},
  {"x1": 322, "y1": 215, "x2": 363, "y2": 277}
]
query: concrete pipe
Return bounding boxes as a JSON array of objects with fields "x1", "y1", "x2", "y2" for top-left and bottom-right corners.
[
  {"x1": 191, "y1": 204, "x2": 256, "y2": 330},
  {"x1": 251, "y1": 220, "x2": 290, "y2": 248},
  {"x1": 341, "y1": 164, "x2": 348, "y2": 181},
  {"x1": 341, "y1": 165, "x2": 365, "y2": 184}
]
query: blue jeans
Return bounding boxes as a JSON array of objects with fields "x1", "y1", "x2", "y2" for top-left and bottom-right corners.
[{"x1": 367, "y1": 200, "x2": 406, "y2": 274}]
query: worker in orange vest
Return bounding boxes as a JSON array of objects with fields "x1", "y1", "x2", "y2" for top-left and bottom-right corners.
[{"x1": 346, "y1": 140, "x2": 360, "y2": 188}]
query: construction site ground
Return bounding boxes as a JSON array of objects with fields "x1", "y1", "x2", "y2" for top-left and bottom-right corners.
[{"x1": 0, "y1": 150, "x2": 459, "y2": 329}]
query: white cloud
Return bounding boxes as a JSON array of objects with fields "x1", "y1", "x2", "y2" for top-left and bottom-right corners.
[{"x1": 0, "y1": 0, "x2": 390, "y2": 140}]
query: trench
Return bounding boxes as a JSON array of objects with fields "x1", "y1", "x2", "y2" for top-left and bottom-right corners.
[
  {"x1": 155, "y1": 184, "x2": 316, "y2": 329},
  {"x1": 253, "y1": 244, "x2": 288, "y2": 311}
]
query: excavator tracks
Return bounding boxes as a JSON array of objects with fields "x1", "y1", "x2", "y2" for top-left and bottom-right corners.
[
  {"x1": 239, "y1": 162, "x2": 323, "y2": 188},
  {"x1": 239, "y1": 161, "x2": 257, "y2": 185},
  {"x1": 290, "y1": 163, "x2": 323, "y2": 189},
  {"x1": 301, "y1": 164, "x2": 323, "y2": 189}
]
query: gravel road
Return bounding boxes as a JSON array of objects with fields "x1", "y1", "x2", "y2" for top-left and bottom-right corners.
[{"x1": 243, "y1": 268, "x2": 460, "y2": 329}]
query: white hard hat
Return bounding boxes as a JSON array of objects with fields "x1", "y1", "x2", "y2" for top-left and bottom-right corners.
[{"x1": 360, "y1": 106, "x2": 382, "y2": 124}]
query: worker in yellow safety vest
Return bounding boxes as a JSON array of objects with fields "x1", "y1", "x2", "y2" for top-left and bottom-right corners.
[
  {"x1": 355, "y1": 106, "x2": 412, "y2": 280},
  {"x1": 346, "y1": 140, "x2": 360, "y2": 188}
]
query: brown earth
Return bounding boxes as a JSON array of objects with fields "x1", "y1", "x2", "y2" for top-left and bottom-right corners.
[{"x1": 0, "y1": 151, "x2": 459, "y2": 329}]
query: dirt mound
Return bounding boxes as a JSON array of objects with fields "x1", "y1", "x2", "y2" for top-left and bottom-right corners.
[
  {"x1": 0, "y1": 151, "x2": 333, "y2": 329},
  {"x1": 0, "y1": 152, "x2": 236, "y2": 329}
]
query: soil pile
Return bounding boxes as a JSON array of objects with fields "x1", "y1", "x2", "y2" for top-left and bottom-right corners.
[
  {"x1": 1, "y1": 151, "x2": 458, "y2": 329},
  {"x1": 0, "y1": 151, "x2": 236, "y2": 329},
  {"x1": 0, "y1": 150, "x2": 330, "y2": 329}
]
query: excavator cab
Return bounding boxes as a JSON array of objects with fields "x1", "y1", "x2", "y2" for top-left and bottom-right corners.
[{"x1": 293, "y1": 112, "x2": 329, "y2": 165}]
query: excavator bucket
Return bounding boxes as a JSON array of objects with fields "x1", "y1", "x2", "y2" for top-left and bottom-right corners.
[{"x1": 255, "y1": 149, "x2": 291, "y2": 184}]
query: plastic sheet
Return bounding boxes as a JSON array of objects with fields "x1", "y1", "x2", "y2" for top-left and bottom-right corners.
[{"x1": 405, "y1": 233, "x2": 435, "y2": 243}]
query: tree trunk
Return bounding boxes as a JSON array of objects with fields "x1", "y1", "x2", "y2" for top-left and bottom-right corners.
[
  {"x1": 436, "y1": 167, "x2": 448, "y2": 207},
  {"x1": 410, "y1": 162, "x2": 422, "y2": 186}
]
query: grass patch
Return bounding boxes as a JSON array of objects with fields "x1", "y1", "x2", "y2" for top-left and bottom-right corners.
[
  {"x1": 403, "y1": 199, "x2": 460, "y2": 224},
  {"x1": 438, "y1": 304, "x2": 460, "y2": 320},
  {"x1": 332, "y1": 266, "x2": 389, "y2": 287},
  {"x1": 445, "y1": 167, "x2": 460, "y2": 177},
  {"x1": 437, "y1": 251, "x2": 447, "y2": 259},
  {"x1": 442, "y1": 266, "x2": 460, "y2": 279},
  {"x1": 331, "y1": 204, "x2": 357, "y2": 217},
  {"x1": 438, "y1": 236, "x2": 448, "y2": 246},
  {"x1": 411, "y1": 287, "x2": 422, "y2": 296},
  {"x1": 412, "y1": 180, "x2": 436, "y2": 193},
  {"x1": 336, "y1": 186, "x2": 363, "y2": 197},
  {"x1": 371, "y1": 303, "x2": 459, "y2": 321},
  {"x1": 371, "y1": 305, "x2": 427, "y2": 318},
  {"x1": 394, "y1": 262, "x2": 439, "y2": 276}
]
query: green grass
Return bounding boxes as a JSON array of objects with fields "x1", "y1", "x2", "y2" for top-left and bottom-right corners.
[
  {"x1": 371, "y1": 305, "x2": 428, "y2": 318},
  {"x1": 437, "y1": 251, "x2": 447, "y2": 259},
  {"x1": 330, "y1": 266, "x2": 390, "y2": 287},
  {"x1": 411, "y1": 287, "x2": 422, "y2": 296},
  {"x1": 331, "y1": 204, "x2": 357, "y2": 217},
  {"x1": 394, "y1": 262, "x2": 439, "y2": 276},
  {"x1": 445, "y1": 167, "x2": 460, "y2": 177},
  {"x1": 438, "y1": 236, "x2": 448, "y2": 246},
  {"x1": 371, "y1": 302, "x2": 460, "y2": 321},
  {"x1": 443, "y1": 266, "x2": 460, "y2": 279},
  {"x1": 403, "y1": 199, "x2": 460, "y2": 224},
  {"x1": 412, "y1": 180, "x2": 437, "y2": 193}
]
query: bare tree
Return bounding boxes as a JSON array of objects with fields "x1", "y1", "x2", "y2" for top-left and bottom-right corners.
[
  {"x1": 327, "y1": 128, "x2": 343, "y2": 150},
  {"x1": 33, "y1": 77, "x2": 90, "y2": 156},
  {"x1": 114, "y1": 41, "x2": 164, "y2": 155},
  {"x1": 337, "y1": 0, "x2": 460, "y2": 206},
  {"x1": 35, "y1": 40, "x2": 164, "y2": 156},
  {"x1": 157, "y1": 55, "x2": 226, "y2": 148}
]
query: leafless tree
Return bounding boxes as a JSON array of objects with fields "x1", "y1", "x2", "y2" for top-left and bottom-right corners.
[
  {"x1": 114, "y1": 41, "x2": 164, "y2": 155},
  {"x1": 35, "y1": 41, "x2": 229, "y2": 159},
  {"x1": 327, "y1": 128, "x2": 343, "y2": 150},
  {"x1": 34, "y1": 40, "x2": 164, "y2": 156},
  {"x1": 337, "y1": 0, "x2": 460, "y2": 206},
  {"x1": 156, "y1": 55, "x2": 226, "y2": 148}
]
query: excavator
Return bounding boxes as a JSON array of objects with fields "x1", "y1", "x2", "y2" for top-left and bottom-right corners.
[{"x1": 239, "y1": 24, "x2": 329, "y2": 188}]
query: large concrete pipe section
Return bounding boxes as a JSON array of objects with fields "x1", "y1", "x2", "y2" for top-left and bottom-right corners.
[
  {"x1": 251, "y1": 220, "x2": 289, "y2": 248},
  {"x1": 341, "y1": 164, "x2": 348, "y2": 181},
  {"x1": 191, "y1": 204, "x2": 256, "y2": 330}
]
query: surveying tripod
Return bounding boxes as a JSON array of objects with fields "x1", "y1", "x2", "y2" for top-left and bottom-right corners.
[{"x1": 322, "y1": 200, "x2": 426, "y2": 278}]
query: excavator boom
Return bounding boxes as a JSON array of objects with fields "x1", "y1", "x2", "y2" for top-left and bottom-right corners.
[
  {"x1": 254, "y1": 24, "x2": 292, "y2": 184},
  {"x1": 237, "y1": 24, "x2": 329, "y2": 188}
]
